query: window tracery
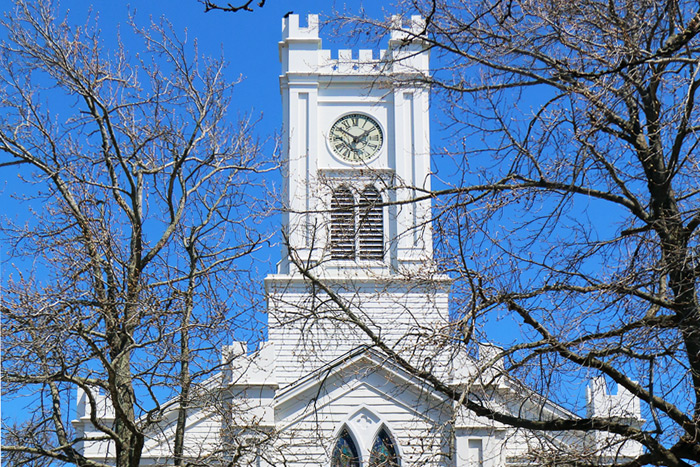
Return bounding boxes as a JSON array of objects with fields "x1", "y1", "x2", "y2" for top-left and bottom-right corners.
[
  {"x1": 331, "y1": 428, "x2": 361, "y2": 467},
  {"x1": 368, "y1": 427, "x2": 400, "y2": 467}
]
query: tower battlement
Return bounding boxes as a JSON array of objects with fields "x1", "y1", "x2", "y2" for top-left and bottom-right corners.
[
  {"x1": 389, "y1": 14, "x2": 426, "y2": 42},
  {"x1": 316, "y1": 48, "x2": 390, "y2": 74},
  {"x1": 279, "y1": 14, "x2": 429, "y2": 76},
  {"x1": 281, "y1": 13, "x2": 320, "y2": 40}
]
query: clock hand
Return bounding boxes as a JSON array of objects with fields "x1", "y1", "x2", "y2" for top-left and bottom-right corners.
[
  {"x1": 338, "y1": 133, "x2": 360, "y2": 155},
  {"x1": 355, "y1": 127, "x2": 377, "y2": 145},
  {"x1": 337, "y1": 127, "x2": 367, "y2": 147},
  {"x1": 337, "y1": 127, "x2": 357, "y2": 140}
]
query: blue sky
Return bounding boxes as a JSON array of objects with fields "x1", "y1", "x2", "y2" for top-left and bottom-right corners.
[
  {"x1": 68, "y1": 0, "x2": 398, "y2": 137},
  {"x1": 0, "y1": 0, "x2": 404, "y2": 420},
  {"x1": 0, "y1": 0, "x2": 626, "y2": 429},
  {"x1": 0, "y1": 0, "x2": 531, "y2": 351},
  {"x1": 0, "y1": 0, "x2": 514, "y2": 349},
  {"x1": 3, "y1": 2, "x2": 692, "y2": 452},
  {"x1": 0, "y1": 0, "x2": 402, "y2": 279}
]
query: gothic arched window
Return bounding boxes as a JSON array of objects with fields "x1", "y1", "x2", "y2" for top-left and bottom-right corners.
[
  {"x1": 331, "y1": 428, "x2": 360, "y2": 467},
  {"x1": 368, "y1": 427, "x2": 400, "y2": 467},
  {"x1": 331, "y1": 186, "x2": 356, "y2": 260},
  {"x1": 358, "y1": 186, "x2": 384, "y2": 260}
]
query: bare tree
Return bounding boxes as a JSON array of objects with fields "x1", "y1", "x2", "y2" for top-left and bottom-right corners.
[
  {"x1": 0, "y1": 1, "x2": 274, "y2": 466},
  {"x1": 299, "y1": 1, "x2": 700, "y2": 465},
  {"x1": 198, "y1": 0, "x2": 266, "y2": 14}
]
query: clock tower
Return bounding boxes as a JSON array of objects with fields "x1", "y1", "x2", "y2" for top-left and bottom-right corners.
[
  {"x1": 74, "y1": 14, "x2": 644, "y2": 467},
  {"x1": 275, "y1": 13, "x2": 434, "y2": 275},
  {"x1": 266, "y1": 13, "x2": 450, "y2": 383}
]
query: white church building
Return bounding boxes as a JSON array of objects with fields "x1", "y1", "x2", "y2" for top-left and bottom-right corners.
[{"x1": 74, "y1": 14, "x2": 643, "y2": 466}]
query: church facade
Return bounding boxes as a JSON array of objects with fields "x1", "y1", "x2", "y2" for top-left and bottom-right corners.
[{"x1": 73, "y1": 14, "x2": 643, "y2": 466}]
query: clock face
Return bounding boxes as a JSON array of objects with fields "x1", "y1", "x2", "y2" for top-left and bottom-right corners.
[{"x1": 329, "y1": 113, "x2": 383, "y2": 162}]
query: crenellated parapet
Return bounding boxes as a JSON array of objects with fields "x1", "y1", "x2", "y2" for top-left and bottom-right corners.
[
  {"x1": 389, "y1": 14, "x2": 427, "y2": 43},
  {"x1": 281, "y1": 13, "x2": 320, "y2": 41},
  {"x1": 315, "y1": 48, "x2": 392, "y2": 75},
  {"x1": 279, "y1": 14, "x2": 429, "y2": 78}
]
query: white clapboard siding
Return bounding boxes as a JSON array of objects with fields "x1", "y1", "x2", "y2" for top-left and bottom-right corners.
[
  {"x1": 266, "y1": 358, "x2": 453, "y2": 467},
  {"x1": 267, "y1": 280, "x2": 451, "y2": 385}
]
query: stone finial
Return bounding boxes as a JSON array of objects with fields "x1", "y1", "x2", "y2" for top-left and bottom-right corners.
[
  {"x1": 586, "y1": 377, "x2": 641, "y2": 420},
  {"x1": 585, "y1": 377, "x2": 644, "y2": 458},
  {"x1": 76, "y1": 385, "x2": 115, "y2": 420},
  {"x1": 224, "y1": 341, "x2": 277, "y2": 387}
]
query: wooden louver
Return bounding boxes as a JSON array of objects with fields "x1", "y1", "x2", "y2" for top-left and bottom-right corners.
[
  {"x1": 330, "y1": 186, "x2": 355, "y2": 259},
  {"x1": 330, "y1": 185, "x2": 384, "y2": 261},
  {"x1": 358, "y1": 186, "x2": 384, "y2": 260}
]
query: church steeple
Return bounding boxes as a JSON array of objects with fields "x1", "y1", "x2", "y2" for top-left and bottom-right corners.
[
  {"x1": 267, "y1": 14, "x2": 448, "y2": 385},
  {"x1": 277, "y1": 14, "x2": 433, "y2": 275}
]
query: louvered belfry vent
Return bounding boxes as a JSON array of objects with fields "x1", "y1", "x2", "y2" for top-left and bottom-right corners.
[
  {"x1": 330, "y1": 186, "x2": 356, "y2": 259},
  {"x1": 330, "y1": 185, "x2": 384, "y2": 261},
  {"x1": 358, "y1": 186, "x2": 384, "y2": 260}
]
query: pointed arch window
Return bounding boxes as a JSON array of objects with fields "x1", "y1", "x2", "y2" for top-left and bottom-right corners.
[
  {"x1": 331, "y1": 428, "x2": 360, "y2": 467},
  {"x1": 368, "y1": 427, "x2": 400, "y2": 467},
  {"x1": 331, "y1": 186, "x2": 356, "y2": 260},
  {"x1": 330, "y1": 185, "x2": 384, "y2": 261}
]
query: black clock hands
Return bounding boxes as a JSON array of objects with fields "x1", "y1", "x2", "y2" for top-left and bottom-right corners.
[{"x1": 329, "y1": 113, "x2": 383, "y2": 162}]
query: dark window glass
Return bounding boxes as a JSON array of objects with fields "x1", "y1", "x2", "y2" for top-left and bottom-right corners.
[
  {"x1": 331, "y1": 428, "x2": 360, "y2": 467},
  {"x1": 368, "y1": 428, "x2": 399, "y2": 467}
]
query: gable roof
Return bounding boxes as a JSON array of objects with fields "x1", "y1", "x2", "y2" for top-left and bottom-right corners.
[{"x1": 273, "y1": 345, "x2": 450, "y2": 408}]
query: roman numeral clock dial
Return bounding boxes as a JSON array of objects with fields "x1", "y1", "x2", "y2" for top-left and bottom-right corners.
[{"x1": 329, "y1": 113, "x2": 383, "y2": 163}]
